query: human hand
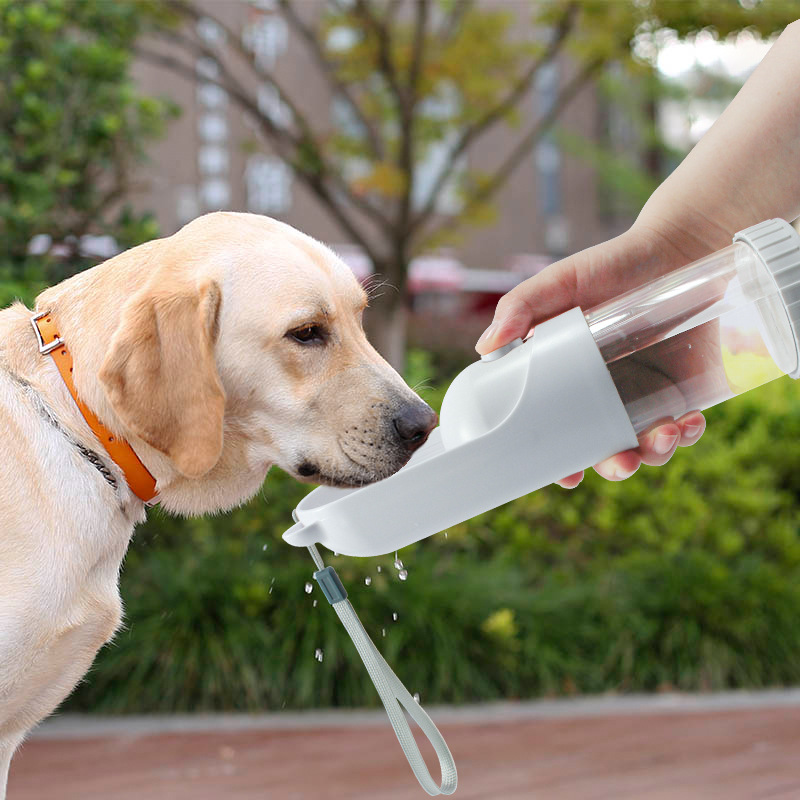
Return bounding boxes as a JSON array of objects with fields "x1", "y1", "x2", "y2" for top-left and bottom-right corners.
[{"x1": 475, "y1": 222, "x2": 711, "y2": 488}]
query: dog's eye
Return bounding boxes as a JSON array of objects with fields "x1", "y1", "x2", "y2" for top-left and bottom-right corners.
[{"x1": 288, "y1": 324, "x2": 326, "y2": 345}]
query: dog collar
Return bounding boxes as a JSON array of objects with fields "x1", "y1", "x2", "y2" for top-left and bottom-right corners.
[{"x1": 31, "y1": 310, "x2": 158, "y2": 503}]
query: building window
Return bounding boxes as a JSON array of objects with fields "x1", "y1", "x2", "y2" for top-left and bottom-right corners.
[
  {"x1": 535, "y1": 138, "x2": 561, "y2": 216},
  {"x1": 197, "y1": 83, "x2": 228, "y2": 109},
  {"x1": 412, "y1": 136, "x2": 464, "y2": 216},
  {"x1": 198, "y1": 113, "x2": 228, "y2": 143},
  {"x1": 176, "y1": 185, "x2": 200, "y2": 224},
  {"x1": 201, "y1": 179, "x2": 231, "y2": 209},
  {"x1": 198, "y1": 145, "x2": 229, "y2": 176},
  {"x1": 246, "y1": 155, "x2": 292, "y2": 214},
  {"x1": 243, "y1": 15, "x2": 288, "y2": 70},
  {"x1": 412, "y1": 82, "x2": 464, "y2": 215},
  {"x1": 534, "y1": 62, "x2": 566, "y2": 250},
  {"x1": 326, "y1": 26, "x2": 359, "y2": 53},
  {"x1": 196, "y1": 17, "x2": 226, "y2": 48},
  {"x1": 258, "y1": 84, "x2": 291, "y2": 128}
]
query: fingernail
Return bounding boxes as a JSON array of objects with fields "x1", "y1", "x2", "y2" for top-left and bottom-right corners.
[
  {"x1": 684, "y1": 424, "x2": 702, "y2": 439},
  {"x1": 476, "y1": 322, "x2": 497, "y2": 349},
  {"x1": 613, "y1": 465, "x2": 637, "y2": 480},
  {"x1": 654, "y1": 432, "x2": 679, "y2": 455}
]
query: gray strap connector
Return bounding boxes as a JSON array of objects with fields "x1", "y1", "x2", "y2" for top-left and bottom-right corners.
[{"x1": 313, "y1": 566, "x2": 348, "y2": 605}]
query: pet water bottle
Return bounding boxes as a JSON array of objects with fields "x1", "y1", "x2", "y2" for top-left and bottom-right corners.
[
  {"x1": 284, "y1": 218, "x2": 800, "y2": 558},
  {"x1": 584, "y1": 218, "x2": 800, "y2": 434}
]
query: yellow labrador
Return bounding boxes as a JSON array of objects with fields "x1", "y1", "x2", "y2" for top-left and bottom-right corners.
[{"x1": 0, "y1": 212, "x2": 436, "y2": 796}]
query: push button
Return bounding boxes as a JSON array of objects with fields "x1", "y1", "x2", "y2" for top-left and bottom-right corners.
[{"x1": 480, "y1": 337, "x2": 524, "y2": 362}]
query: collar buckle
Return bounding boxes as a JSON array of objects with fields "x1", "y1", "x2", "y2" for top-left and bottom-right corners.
[{"x1": 31, "y1": 311, "x2": 64, "y2": 355}]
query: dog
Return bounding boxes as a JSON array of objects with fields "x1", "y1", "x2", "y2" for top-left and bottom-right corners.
[{"x1": 0, "y1": 212, "x2": 436, "y2": 796}]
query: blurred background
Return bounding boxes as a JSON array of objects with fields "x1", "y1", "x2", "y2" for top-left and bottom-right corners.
[{"x1": 2, "y1": 0, "x2": 800, "y2": 796}]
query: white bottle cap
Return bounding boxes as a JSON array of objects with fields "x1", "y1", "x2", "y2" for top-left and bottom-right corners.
[{"x1": 734, "y1": 218, "x2": 800, "y2": 378}]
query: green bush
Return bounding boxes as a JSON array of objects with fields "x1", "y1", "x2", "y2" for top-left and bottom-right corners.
[{"x1": 64, "y1": 362, "x2": 799, "y2": 712}]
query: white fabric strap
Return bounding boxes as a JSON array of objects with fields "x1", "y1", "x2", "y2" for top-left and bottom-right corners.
[{"x1": 308, "y1": 545, "x2": 457, "y2": 796}]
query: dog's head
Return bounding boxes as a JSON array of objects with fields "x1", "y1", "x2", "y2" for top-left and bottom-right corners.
[{"x1": 97, "y1": 212, "x2": 436, "y2": 512}]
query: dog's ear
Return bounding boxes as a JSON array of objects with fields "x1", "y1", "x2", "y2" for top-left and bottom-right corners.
[{"x1": 99, "y1": 279, "x2": 225, "y2": 479}]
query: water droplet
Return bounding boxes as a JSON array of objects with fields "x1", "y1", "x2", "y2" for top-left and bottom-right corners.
[
  {"x1": 394, "y1": 558, "x2": 404, "y2": 570},
  {"x1": 314, "y1": 648, "x2": 324, "y2": 662},
  {"x1": 269, "y1": 577, "x2": 275, "y2": 594},
  {"x1": 364, "y1": 576, "x2": 372, "y2": 586},
  {"x1": 381, "y1": 628, "x2": 386, "y2": 637},
  {"x1": 334, "y1": 552, "x2": 339, "y2": 557},
  {"x1": 413, "y1": 693, "x2": 420, "y2": 703},
  {"x1": 262, "y1": 543, "x2": 269, "y2": 551},
  {"x1": 392, "y1": 612, "x2": 398, "y2": 621},
  {"x1": 444, "y1": 532, "x2": 448, "y2": 539},
  {"x1": 376, "y1": 565, "x2": 382, "y2": 573},
  {"x1": 398, "y1": 569, "x2": 408, "y2": 581},
  {"x1": 304, "y1": 582, "x2": 313, "y2": 594},
  {"x1": 312, "y1": 599, "x2": 318, "y2": 607}
]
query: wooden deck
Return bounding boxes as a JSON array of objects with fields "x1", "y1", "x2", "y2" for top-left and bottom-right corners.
[{"x1": 10, "y1": 703, "x2": 800, "y2": 799}]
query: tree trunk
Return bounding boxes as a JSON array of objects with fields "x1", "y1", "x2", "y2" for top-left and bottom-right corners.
[{"x1": 364, "y1": 261, "x2": 409, "y2": 373}]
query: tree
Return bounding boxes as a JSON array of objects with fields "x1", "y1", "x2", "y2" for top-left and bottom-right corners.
[
  {"x1": 0, "y1": 0, "x2": 177, "y2": 288},
  {"x1": 142, "y1": 0, "x2": 797, "y2": 368}
]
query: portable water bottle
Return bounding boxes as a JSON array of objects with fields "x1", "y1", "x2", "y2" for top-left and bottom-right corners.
[{"x1": 284, "y1": 218, "x2": 800, "y2": 557}]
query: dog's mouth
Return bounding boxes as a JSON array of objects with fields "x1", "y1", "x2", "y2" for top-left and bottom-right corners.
[{"x1": 293, "y1": 453, "x2": 411, "y2": 489}]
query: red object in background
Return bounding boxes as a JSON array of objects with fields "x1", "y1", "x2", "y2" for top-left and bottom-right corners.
[{"x1": 333, "y1": 243, "x2": 555, "y2": 305}]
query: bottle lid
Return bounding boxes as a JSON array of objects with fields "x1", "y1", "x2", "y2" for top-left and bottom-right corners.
[{"x1": 733, "y1": 218, "x2": 800, "y2": 379}]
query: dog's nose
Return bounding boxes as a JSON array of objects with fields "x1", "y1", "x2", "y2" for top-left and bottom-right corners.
[{"x1": 393, "y1": 403, "x2": 438, "y2": 451}]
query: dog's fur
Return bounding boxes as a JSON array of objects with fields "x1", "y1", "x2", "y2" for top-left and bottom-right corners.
[{"x1": 0, "y1": 212, "x2": 435, "y2": 796}]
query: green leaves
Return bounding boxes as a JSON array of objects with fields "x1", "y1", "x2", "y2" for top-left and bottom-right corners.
[{"x1": 0, "y1": 0, "x2": 176, "y2": 280}]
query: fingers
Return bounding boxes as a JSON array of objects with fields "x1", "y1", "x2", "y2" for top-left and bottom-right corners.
[
  {"x1": 592, "y1": 411, "x2": 707, "y2": 482},
  {"x1": 556, "y1": 471, "x2": 584, "y2": 489},
  {"x1": 676, "y1": 411, "x2": 706, "y2": 445},
  {"x1": 593, "y1": 449, "x2": 643, "y2": 481},
  {"x1": 638, "y1": 422, "x2": 682, "y2": 467}
]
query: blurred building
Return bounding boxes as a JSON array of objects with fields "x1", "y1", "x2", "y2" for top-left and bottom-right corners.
[{"x1": 129, "y1": 0, "x2": 639, "y2": 325}]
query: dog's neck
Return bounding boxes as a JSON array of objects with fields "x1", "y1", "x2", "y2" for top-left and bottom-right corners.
[{"x1": 0, "y1": 302, "x2": 143, "y2": 517}]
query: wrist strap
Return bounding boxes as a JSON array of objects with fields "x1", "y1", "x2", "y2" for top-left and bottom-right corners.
[{"x1": 309, "y1": 545, "x2": 458, "y2": 796}]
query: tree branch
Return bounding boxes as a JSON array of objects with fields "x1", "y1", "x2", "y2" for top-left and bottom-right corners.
[
  {"x1": 409, "y1": 1, "x2": 578, "y2": 235},
  {"x1": 417, "y1": 56, "x2": 604, "y2": 250},
  {"x1": 276, "y1": 0, "x2": 385, "y2": 160},
  {"x1": 135, "y1": 44, "x2": 298, "y2": 159},
  {"x1": 150, "y1": 7, "x2": 396, "y2": 236},
  {"x1": 352, "y1": 0, "x2": 404, "y2": 115},
  {"x1": 438, "y1": 0, "x2": 474, "y2": 44},
  {"x1": 395, "y1": 0, "x2": 430, "y2": 243}
]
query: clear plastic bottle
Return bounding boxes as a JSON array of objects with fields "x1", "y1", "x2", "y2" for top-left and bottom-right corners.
[{"x1": 585, "y1": 219, "x2": 800, "y2": 433}]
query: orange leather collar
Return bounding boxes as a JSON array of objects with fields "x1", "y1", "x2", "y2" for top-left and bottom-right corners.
[{"x1": 31, "y1": 311, "x2": 158, "y2": 503}]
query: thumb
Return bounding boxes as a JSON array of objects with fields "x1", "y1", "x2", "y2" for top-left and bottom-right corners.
[
  {"x1": 475, "y1": 260, "x2": 578, "y2": 355},
  {"x1": 474, "y1": 229, "x2": 649, "y2": 355}
]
